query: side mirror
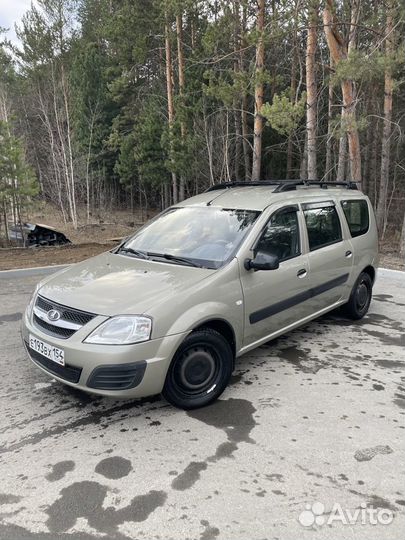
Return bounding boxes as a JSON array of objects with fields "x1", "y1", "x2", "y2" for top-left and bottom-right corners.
[{"x1": 244, "y1": 251, "x2": 280, "y2": 271}]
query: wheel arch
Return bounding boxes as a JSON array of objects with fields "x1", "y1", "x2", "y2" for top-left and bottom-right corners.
[
  {"x1": 362, "y1": 265, "x2": 376, "y2": 285},
  {"x1": 192, "y1": 318, "x2": 236, "y2": 360}
]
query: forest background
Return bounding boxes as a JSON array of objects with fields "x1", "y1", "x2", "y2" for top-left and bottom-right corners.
[{"x1": 0, "y1": 0, "x2": 404, "y2": 260}]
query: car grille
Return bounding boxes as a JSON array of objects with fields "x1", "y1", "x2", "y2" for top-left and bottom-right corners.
[
  {"x1": 36, "y1": 296, "x2": 95, "y2": 326},
  {"x1": 33, "y1": 314, "x2": 76, "y2": 339},
  {"x1": 25, "y1": 342, "x2": 82, "y2": 383},
  {"x1": 33, "y1": 295, "x2": 96, "y2": 340}
]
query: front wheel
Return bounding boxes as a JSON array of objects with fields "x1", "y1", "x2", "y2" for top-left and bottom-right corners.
[
  {"x1": 343, "y1": 271, "x2": 373, "y2": 320},
  {"x1": 162, "y1": 329, "x2": 233, "y2": 410}
]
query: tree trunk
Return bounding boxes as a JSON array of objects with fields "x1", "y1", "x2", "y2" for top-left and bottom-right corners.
[
  {"x1": 190, "y1": 9, "x2": 196, "y2": 50},
  {"x1": 233, "y1": 0, "x2": 242, "y2": 181},
  {"x1": 163, "y1": 182, "x2": 170, "y2": 209},
  {"x1": 239, "y1": 2, "x2": 250, "y2": 180},
  {"x1": 241, "y1": 95, "x2": 250, "y2": 180},
  {"x1": 400, "y1": 211, "x2": 405, "y2": 260},
  {"x1": 203, "y1": 103, "x2": 215, "y2": 185},
  {"x1": 336, "y1": 130, "x2": 347, "y2": 182},
  {"x1": 324, "y1": 57, "x2": 334, "y2": 181},
  {"x1": 251, "y1": 0, "x2": 265, "y2": 182},
  {"x1": 286, "y1": 132, "x2": 294, "y2": 179},
  {"x1": 85, "y1": 114, "x2": 95, "y2": 223},
  {"x1": 286, "y1": 1, "x2": 300, "y2": 179},
  {"x1": 347, "y1": 0, "x2": 361, "y2": 185},
  {"x1": 286, "y1": 0, "x2": 301, "y2": 179},
  {"x1": 37, "y1": 85, "x2": 67, "y2": 223},
  {"x1": 323, "y1": 0, "x2": 362, "y2": 186},
  {"x1": 376, "y1": 3, "x2": 394, "y2": 234},
  {"x1": 61, "y1": 67, "x2": 77, "y2": 229},
  {"x1": 225, "y1": 110, "x2": 231, "y2": 182},
  {"x1": 176, "y1": 12, "x2": 186, "y2": 201},
  {"x1": 300, "y1": 131, "x2": 308, "y2": 180},
  {"x1": 3, "y1": 205, "x2": 10, "y2": 246},
  {"x1": 52, "y1": 63, "x2": 76, "y2": 227},
  {"x1": 369, "y1": 120, "x2": 379, "y2": 207},
  {"x1": 306, "y1": 0, "x2": 318, "y2": 180},
  {"x1": 164, "y1": 14, "x2": 177, "y2": 203},
  {"x1": 362, "y1": 122, "x2": 370, "y2": 195},
  {"x1": 234, "y1": 107, "x2": 242, "y2": 181},
  {"x1": 342, "y1": 79, "x2": 361, "y2": 183}
]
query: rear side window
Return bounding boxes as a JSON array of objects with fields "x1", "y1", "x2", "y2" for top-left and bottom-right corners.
[
  {"x1": 341, "y1": 200, "x2": 369, "y2": 237},
  {"x1": 303, "y1": 204, "x2": 342, "y2": 251},
  {"x1": 256, "y1": 208, "x2": 300, "y2": 262}
]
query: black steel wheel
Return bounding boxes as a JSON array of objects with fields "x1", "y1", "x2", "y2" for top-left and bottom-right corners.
[
  {"x1": 343, "y1": 271, "x2": 373, "y2": 320},
  {"x1": 162, "y1": 329, "x2": 233, "y2": 409}
]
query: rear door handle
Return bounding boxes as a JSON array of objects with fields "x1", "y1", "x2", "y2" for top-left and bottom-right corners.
[
  {"x1": 345, "y1": 250, "x2": 353, "y2": 258},
  {"x1": 297, "y1": 269, "x2": 307, "y2": 278}
]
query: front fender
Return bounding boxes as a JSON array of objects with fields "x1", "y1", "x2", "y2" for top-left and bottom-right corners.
[{"x1": 165, "y1": 301, "x2": 243, "y2": 352}]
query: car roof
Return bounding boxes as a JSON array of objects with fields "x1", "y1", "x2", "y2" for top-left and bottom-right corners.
[{"x1": 178, "y1": 184, "x2": 366, "y2": 211}]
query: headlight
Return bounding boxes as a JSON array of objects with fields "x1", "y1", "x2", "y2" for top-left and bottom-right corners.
[{"x1": 84, "y1": 316, "x2": 152, "y2": 345}]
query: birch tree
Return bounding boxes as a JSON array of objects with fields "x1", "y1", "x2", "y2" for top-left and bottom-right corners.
[
  {"x1": 16, "y1": 0, "x2": 78, "y2": 227},
  {"x1": 251, "y1": 0, "x2": 265, "y2": 182},
  {"x1": 376, "y1": 1, "x2": 395, "y2": 234}
]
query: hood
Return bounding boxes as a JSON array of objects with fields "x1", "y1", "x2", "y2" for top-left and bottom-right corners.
[{"x1": 38, "y1": 251, "x2": 214, "y2": 316}]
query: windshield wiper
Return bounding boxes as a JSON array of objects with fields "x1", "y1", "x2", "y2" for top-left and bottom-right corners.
[
  {"x1": 116, "y1": 247, "x2": 149, "y2": 260},
  {"x1": 147, "y1": 252, "x2": 202, "y2": 268}
]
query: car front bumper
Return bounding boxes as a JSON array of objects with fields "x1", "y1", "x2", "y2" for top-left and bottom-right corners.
[{"x1": 21, "y1": 307, "x2": 186, "y2": 399}]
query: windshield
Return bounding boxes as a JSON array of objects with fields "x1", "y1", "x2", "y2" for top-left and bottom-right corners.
[{"x1": 119, "y1": 207, "x2": 260, "y2": 269}]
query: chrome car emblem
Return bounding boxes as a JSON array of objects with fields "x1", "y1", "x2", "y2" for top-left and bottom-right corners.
[{"x1": 47, "y1": 309, "x2": 61, "y2": 322}]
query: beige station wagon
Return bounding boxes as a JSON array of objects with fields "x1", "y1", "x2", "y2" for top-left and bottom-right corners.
[{"x1": 22, "y1": 181, "x2": 378, "y2": 409}]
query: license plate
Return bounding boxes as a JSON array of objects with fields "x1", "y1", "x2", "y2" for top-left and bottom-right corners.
[{"x1": 29, "y1": 334, "x2": 65, "y2": 366}]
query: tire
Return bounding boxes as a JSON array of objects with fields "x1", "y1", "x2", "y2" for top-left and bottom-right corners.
[
  {"x1": 343, "y1": 271, "x2": 373, "y2": 320},
  {"x1": 162, "y1": 329, "x2": 233, "y2": 410}
]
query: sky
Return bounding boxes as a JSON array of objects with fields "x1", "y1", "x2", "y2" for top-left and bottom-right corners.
[{"x1": 1, "y1": 0, "x2": 33, "y2": 44}]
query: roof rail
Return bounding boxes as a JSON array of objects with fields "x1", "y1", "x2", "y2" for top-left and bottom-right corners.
[
  {"x1": 205, "y1": 181, "x2": 279, "y2": 192},
  {"x1": 205, "y1": 180, "x2": 359, "y2": 193},
  {"x1": 273, "y1": 180, "x2": 359, "y2": 192}
]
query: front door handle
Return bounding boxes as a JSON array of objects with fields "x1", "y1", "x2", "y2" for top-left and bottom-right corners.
[
  {"x1": 297, "y1": 268, "x2": 307, "y2": 278},
  {"x1": 345, "y1": 250, "x2": 353, "y2": 258}
]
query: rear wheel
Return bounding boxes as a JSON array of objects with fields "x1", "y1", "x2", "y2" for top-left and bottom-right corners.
[
  {"x1": 343, "y1": 271, "x2": 373, "y2": 320},
  {"x1": 162, "y1": 329, "x2": 233, "y2": 410}
]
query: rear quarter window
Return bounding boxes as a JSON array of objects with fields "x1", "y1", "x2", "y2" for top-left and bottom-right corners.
[{"x1": 341, "y1": 200, "x2": 369, "y2": 238}]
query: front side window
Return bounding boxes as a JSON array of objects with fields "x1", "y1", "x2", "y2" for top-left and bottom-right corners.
[
  {"x1": 341, "y1": 199, "x2": 369, "y2": 237},
  {"x1": 303, "y1": 204, "x2": 342, "y2": 251},
  {"x1": 119, "y1": 206, "x2": 260, "y2": 269},
  {"x1": 256, "y1": 209, "x2": 300, "y2": 262}
]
